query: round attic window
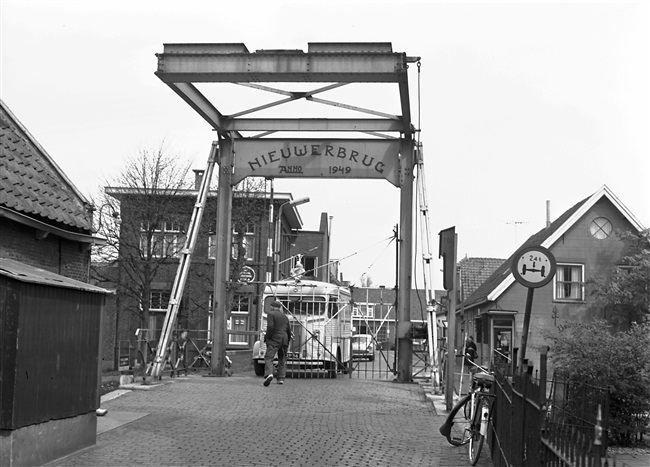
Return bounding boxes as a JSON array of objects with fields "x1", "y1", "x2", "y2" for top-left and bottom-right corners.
[{"x1": 590, "y1": 217, "x2": 612, "y2": 239}]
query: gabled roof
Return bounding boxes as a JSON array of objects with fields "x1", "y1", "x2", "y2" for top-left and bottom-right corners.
[
  {"x1": 0, "y1": 99, "x2": 92, "y2": 232},
  {"x1": 463, "y1": 185, "x2": 645, "y2": 309}
]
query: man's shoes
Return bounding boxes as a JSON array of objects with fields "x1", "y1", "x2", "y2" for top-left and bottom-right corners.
[
  {"x1": 263, "y1": 375, "x2": 273, "y2": 387},
  {"x1": 277, "y1": 380, "x2": 284, "y2": 385}
]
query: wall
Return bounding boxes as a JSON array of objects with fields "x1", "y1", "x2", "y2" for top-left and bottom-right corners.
[
  {"x1": 492, "y1": 198, "x2": 638, "y2": 373},
  {"x1": 0, "y1": 220, "x2": 90, "y2": 282}
]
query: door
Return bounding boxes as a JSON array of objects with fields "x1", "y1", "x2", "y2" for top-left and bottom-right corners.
[{"x1": 491, "y1": 318, "x2": 513, "y2": 370}]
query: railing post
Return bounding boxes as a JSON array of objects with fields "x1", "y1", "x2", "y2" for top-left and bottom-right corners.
[
  {"x1": 539, "y1": 346, "x2": 549, "y2": 466},
  {"x1": 593, "y1": 404, "x2": 604, "y2": 467}
]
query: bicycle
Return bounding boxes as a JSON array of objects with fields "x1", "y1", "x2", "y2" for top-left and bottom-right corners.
[
  {"x1": 134, "y1": 328, "x2": 157, "y2": 382},
  {"x1": 439, "y1": 359, "x2": 496, "y2": 465}
]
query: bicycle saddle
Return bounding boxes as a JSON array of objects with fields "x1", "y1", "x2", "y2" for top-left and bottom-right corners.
[{"x1": 473, "y1": 372, "x2": 495, "y2": 388}]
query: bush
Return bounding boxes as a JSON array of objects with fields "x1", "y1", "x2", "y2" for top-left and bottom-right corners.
[{"x1": 543, "y1": 320, "x2": 650, "y2": 445}]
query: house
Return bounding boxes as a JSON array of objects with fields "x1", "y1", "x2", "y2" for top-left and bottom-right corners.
[
  {"x1": 103, "y1": 171, "x2": 330, "y2": 368},
  {"x1": 0, "y1": 99, "x2": 100, "y2": 277},
  {"x1": 351, "y1": 286, "x2": 432, "y2": 346},
  {"x1": 0, "y1": 100, "x2": 110, "y2": 465},
  {"x1": 459, "y1": 185, "x2": 645, "y2": 373}
]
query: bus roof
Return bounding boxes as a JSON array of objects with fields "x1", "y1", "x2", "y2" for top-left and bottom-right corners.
[{"x1": 263, "y1": 279, "x2": 351, "y2": 298}]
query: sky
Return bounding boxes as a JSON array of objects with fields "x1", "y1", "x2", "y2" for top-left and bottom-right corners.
[{"x1": 2, "y1": 0, "x2": 649, "y2": 291}]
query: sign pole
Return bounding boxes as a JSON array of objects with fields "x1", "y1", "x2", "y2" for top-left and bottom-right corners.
[
  {"x1": 510, "y1": 245, "x2": 556, "y2": 375},
  {"x1": 518, "y1": 287, "x2": 535, "y2": 373},
  {"x1": 439, "y1": 226, "x2": 457, "y2": 412}
]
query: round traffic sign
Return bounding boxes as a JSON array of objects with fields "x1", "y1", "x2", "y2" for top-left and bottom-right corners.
[{"x1": 511, "y1": 246, "x2": 556, "y2": 288}]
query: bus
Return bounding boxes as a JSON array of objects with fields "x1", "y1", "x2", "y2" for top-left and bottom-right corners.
[{"x1": 252, "y1": 279, "x2": 352, "y2": 378}]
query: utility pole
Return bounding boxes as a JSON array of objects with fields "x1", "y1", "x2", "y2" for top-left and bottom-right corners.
[{"x1": 439, "y1": 226, "x2": 457, "y2": 412}]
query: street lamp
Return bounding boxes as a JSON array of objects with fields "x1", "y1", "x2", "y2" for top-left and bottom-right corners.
[
  {"x1": 94, "y1": 203, "x2": 119, "y2": 234},
  {"x1": 274, "y1": 197, "x2": 309, "y2": 280}
]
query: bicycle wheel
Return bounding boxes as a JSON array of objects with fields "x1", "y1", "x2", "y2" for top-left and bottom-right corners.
[
  {"x1": 135, "y1": 349, "x2": 147, "y2": 381},
  {"x1": 439, "y1": 394, "x2": 472, "y2": 446},
  {"x1": 468, "y1": 398, "x2": 489, "y2": 465}
]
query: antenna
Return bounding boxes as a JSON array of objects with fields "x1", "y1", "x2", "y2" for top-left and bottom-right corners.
[{"x1": 506, "y1": 221, "x2": 529, "y2": 248}]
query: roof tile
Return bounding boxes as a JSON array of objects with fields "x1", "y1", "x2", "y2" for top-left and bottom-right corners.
[{"x1": 1, "y1": 101, "x2": 91, "y2": 231}]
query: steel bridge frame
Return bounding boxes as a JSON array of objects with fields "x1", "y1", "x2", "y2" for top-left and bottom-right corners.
[{"x1": 155, "y1": 42, "x2": 421, "y2": 381}]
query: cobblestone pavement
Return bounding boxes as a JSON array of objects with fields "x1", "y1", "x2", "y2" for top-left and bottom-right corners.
[{"x1": 47, "y1": 373, "x2": 493, "y2": 467}]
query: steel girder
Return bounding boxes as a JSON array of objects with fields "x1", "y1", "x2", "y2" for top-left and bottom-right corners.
[{"x1": 155, "y1": 42, "x2": 417, "y2": 138}]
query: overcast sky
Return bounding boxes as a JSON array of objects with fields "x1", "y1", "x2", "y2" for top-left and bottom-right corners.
[{"x1": 2, "y1": 0, "x2": 648, "y2": 290}]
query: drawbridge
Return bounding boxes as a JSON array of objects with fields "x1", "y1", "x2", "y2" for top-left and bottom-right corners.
[{"x1": 150, "y1": 42, "x2": 440, "y2": 383}]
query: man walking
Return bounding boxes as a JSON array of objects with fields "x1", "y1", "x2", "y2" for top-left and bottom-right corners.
[{"x1": 263, "y1": 301, "x2": 292, "y2": 386}]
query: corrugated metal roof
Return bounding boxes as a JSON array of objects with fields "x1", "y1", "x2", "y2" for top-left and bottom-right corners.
[
  {"x1": 0, "y1": 100, "x2": 92, "y2": 231},
  {"x1": 0, "y1": 257, "x2": 112, "y2": 294}
]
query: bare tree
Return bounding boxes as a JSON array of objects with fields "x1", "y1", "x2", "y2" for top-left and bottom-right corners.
[
  {"x1": 91, "y1": 142, "x2": 193, "y2": 343},
  {"x1": 360, "y1": 274, "x2": 374, "y2": 288}
]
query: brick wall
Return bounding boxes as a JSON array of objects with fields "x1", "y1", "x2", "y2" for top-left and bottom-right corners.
[{"x1": 0, "y1": 219, "x2": 90, "y2": 282}]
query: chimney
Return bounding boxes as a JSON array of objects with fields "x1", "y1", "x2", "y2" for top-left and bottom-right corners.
[
  {"x1": 546, "y1": 200, "x2": 551, "y2": 228},
  {"x1": 193, "y1": 169, "x2": 205, "y2": 190}
]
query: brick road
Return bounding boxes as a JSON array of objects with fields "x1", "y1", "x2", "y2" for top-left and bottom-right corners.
[{"x1": 47, "y1": 373, "x2": 493, "y2": 466}]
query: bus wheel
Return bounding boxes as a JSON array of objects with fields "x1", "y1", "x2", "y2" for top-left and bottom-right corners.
[{"x1": 253, "y1": 361, "x2": 264, "y2": 377}]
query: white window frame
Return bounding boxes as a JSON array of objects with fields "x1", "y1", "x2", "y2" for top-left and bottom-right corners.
[
  {"x1": 141, "y1": 220, "x2": 186, "y2": 258},
  {"x1": 228, "y1": 294, "x2": 250, "y2": 346},
  {"x1": 352, "y1": 303, "x2": 374, "y2": 318},
  {"x1": 553, "y1": 263, "x2": 585, "y2": 302},
  {"x1": 150, "y1": 290, "x2": 171, "y2": 311}
]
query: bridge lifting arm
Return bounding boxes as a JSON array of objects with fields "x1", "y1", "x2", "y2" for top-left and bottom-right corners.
[
  {"x1": 150, "y1": 142, "x2": 219, "y2": 379},
  {"x1": 415, "y1": 142, "x2": 440, "y2": 389}
]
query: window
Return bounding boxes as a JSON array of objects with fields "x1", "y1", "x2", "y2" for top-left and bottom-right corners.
[
  {"x1": 353, "y1": 303, "x2": 374, "y2": 318},
  {"x1": 229, "y1": 294, "x2": 250, "y2": 345},
  {"x1": 554, "y1": 264, "x2": 584, "y2": 301},
  {"x1": 302, "y1": 256, "x2": 317, "y2": 277},
  {"x1": 590, "y1": 217, "x2": 612, "y2": 239},
  {"x1": 231, "y1": 224, "x2": 256, "y2": 261},
  {"x1": 150, "y1": 291, "x2": 171, "y2": 310},
  {"x1": 207, "y1": 293, "x2": 214, "y2": 342},
  {"x1": 141, "y1": 221, "x2": 186, "y2": 258},
  {"x1": 147, "y1": 291, "x2": 171, "y2": 340},
  {"x1": 208, "y1": 234, "x2": 217, "y2": 259}
]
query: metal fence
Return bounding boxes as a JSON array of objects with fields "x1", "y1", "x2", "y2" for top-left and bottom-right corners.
[{"x1": 489, "y1": 350, "x2": 611, "y2": 467}]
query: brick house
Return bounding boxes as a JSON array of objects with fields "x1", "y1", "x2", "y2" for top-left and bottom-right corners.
[
  {"x1": 103, "y1": 174, "x2": 330, "y2": 368},
  {"x1": 351, "y1": 286, "x2": 431, "y2": 347},
  {"x1": 0, "y1": 99, "x2": 100, "y2": 277},
  {"x1": 1, "y1": 100, "x2": 111, "y2": 465},
  {"x1": 454, "y1": 256, "x2": 506, "y2": 346},
  {"x1": 459, "y1": 185, "x2": 645, "y2": 372}
]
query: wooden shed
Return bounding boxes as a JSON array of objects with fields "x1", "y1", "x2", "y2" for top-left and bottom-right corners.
[{"x1": 0, "y1": 258, "x2": 110, "y2": 466}]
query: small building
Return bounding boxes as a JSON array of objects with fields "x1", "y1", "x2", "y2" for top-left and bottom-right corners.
[
  {"x1": 460, "y1": 185, "x2": 645, "y2": 372},
  {"x1": 0, "y1": 100, "x2": 110, "y2": 465}
]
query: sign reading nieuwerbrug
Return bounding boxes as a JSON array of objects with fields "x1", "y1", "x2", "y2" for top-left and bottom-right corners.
[{"x1": 230, "y1": 139, "x2": 402, "y2": 187}]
